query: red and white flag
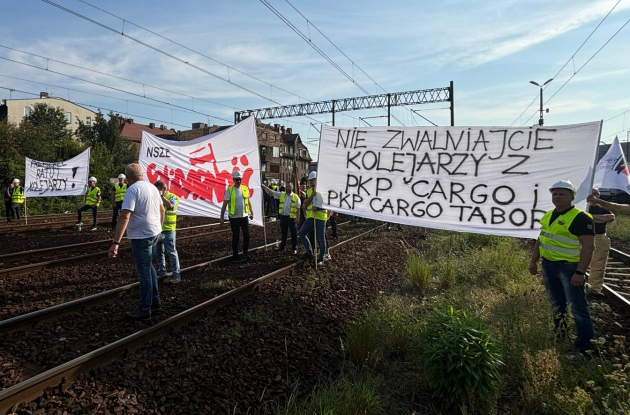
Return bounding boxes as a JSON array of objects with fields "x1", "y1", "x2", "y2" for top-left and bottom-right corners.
[
  {"x1": 593, "y1": 136, "x2": 630, "y2": 195},
  {"x1": 138, "y1": 116, "x2": 263, "y2": 226}
]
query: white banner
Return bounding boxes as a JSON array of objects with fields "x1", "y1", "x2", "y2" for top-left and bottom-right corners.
[
  {"x1": 139, "y1": 116, "x2": 263, "y2": 226},
  {"x1": 318, "y1": 122, "x2": 602, "y2": 239},
  {"x1": 24, "y1": 148, "x2": 91, "y2": 197},
  {"x1": 593, "y1": 136, "x2": 630, "y2": 195}
]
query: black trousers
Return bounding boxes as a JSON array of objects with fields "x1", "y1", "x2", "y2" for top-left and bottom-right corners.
[
  {"x1": 78, "y1": 204, "x2": 97, "y2": 227},
  {"x1": 12, "y1": 203, "x2": 21, "y2": 220},
  {"x1": 112, "y1": 201, "x2": 123, "y2": 230},
  {"x1": 279, "y1": 215, "x2": 297, "y2": 250},
  {"x1": 329, "y1": 215, "x2": 337, "y2": 238},
  {"x1": 5, "y1": 200, "x2": 14, "y2": 221},
  {"x1": 229, "y1": 217, "x2": 250, "y2": 258}
]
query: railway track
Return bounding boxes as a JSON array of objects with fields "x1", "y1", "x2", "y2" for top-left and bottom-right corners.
[
  {"x1": 0, "y1": 214, "x2": 114, "y2": 233},
  {"x1": 602, "y1": 247, "x2": 630, "y2": 312},
  {"x1": 0, "y1": 222, "x2": 381, "y2": 412},
  {"x1": 0, "y1": 221, "x2": 251, "y2": 276}
]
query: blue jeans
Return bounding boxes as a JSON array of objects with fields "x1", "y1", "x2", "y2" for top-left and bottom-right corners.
[
  {"x1": 298, "y1": 218, "x2": 326, "y2": 261},
  {"x1": 131, "y1": 235, "x2": 160, "y2": 313},
  {"x1": 541, "y1": 259, "x2": 594, "y2": 351},
  {"x1": 156, "y1": 231, "x2": 180, "y2": 277}
]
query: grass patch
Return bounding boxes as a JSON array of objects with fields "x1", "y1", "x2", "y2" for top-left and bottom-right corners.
[
  {"x1": 405, "y1": 254, "x2": 431, "y2": 294},
  {"x1": 607, "y1": 212, "x2": 630, "y2": 244},
  {"x1": 199, "y1": 279, "x2": 232, "y2": 290}
]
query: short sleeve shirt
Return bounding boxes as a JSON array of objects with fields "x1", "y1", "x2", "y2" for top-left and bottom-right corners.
[
  {"x1": 122, "y1": 181, "x2": 163, "y2": 239},
  {"x1": 549, "y1": 206, "x2": 595, "y2": 236},
  {"x1": 224, "y1": 187, "x2": 246, "y2": 218},
  {"x1": 273, "y1": 191, "x2": 301, "y2": 216},
  {"x1": 588, "y1": 205, "x2": 612, "y2": 234}
]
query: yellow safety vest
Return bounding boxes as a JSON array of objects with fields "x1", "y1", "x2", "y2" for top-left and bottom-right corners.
[
  {"x1": 539, "y1": 207, "x2": 591, "y2": 262},
  {"x1": 114, "y1": 183, "x2": 127, "y2": 202},
  {"x1": 228, "y1": 185, "x2": 250, "y2": 216},
  {"x1": 162, "y1": 192, "x2": 180, "y2": 231},
  {"x1": 12, "y1": 186, "x2": 24, "y2": 204},
  {"x1": 86, "y1": 186, "x2": 101, "y2": 206},
  {"x1": 280, "y1": 192, "x2": 298, "y2": 218},
  {"x1": 306, "y1": 188, "x2": 328, "y2": 221}
]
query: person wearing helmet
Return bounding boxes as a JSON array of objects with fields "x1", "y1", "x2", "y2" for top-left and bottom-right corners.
[
  {"x1": 262, "y1": 180, "x2": 301, "y2": 255},
  {"x1": 111, "y1": 174, "x2": 128, "y2": 231},
  {"x1": 153, "y1": 180, "x2": 181, "y2": 283},
  {"x1": 529, "y1": 180, "x2": 595, "y2": 355},
  {"x1": 220, "y1": 170, "x2": 254, "y2": 263},
  {"x1": 10, "y1": 178, "x2": 24, "y2": 220},
  {"x1": 298, "y1": 171, "x2": 328, "y2": 266},
  {"x1": 4, "y1": 180, "x2": 16, "y2": 222},
  {"x1": 75, "y1": 176, "x2": 101, "y2": 231},
  {"x1": 582, "y1": 188, "x2": 615, "y2": 297}
]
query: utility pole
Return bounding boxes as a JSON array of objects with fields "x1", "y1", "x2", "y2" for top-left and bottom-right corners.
[{"x1": 529, "y1": 78, "x2": 553, "y2": 126}]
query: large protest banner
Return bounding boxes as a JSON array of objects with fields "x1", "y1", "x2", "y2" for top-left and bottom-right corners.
[
  {"x1": 139, "y1": 116, "x2": 263, "y2": 226},
  {"x1": 318, "y1": 122, "x2": 602, "y2": 239},
  {"x1": 24, "y1": 148, "x2": 91, "y2": 197}
]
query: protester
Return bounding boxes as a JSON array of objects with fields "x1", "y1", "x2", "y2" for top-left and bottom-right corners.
[
  {"x1": 529, "y1": 180, "x2": 595, "y2": 355},
  {"x1": 10, "y1": 179, "x2": 23, "y2": 220},
  {"x1": 262, "y1": 181, "x2": 300, "y2": 254},
  {"x1": 111, "y1": 173, "x2": 128, "y2": 231},
  {"x1": 220, "y1": 170, "x2": 254, "y2": 263},
  {"x1": 108, "y1": 163, "x2": 164, "y2": 320},
  {"x1": 4, "y1": 180, "x2": 15, "y2": 222},
  {"x1": 587, "y1": 192, "x2": 630, "y2": 213},
  {"x1": 75, "y1": 176, "x2": 101, "y2": 231},
  {"x1": 154, "y1": 180, "x2": 182, "y2": 283},
  {"x1": 298, "y1": 179, "x2": 307, "y2": 227},
  {"x1": 586, "y1": 189, "x2": 616, "y2": 296},
  {"x1": 328, "y1": 210, "x2": 338, "y2": 240},
  {"x1": 298, "y1": 171, "x2": 328, "y2": 265}
]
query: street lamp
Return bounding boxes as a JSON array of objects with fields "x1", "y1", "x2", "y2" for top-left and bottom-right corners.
[{"x1": 529, "y1": 78, "x2": 553, "y2": 126}]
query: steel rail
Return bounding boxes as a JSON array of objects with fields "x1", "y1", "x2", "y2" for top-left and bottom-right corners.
[
  {"x1": 0, "y1": 221, "x2": 353, "y2": 331},
  {"x1": 603, "y1": 248, "x2": 630, "y2": 312},
  {"x1": 0, "y1": 223, "x2": 382, "y2": 413}
]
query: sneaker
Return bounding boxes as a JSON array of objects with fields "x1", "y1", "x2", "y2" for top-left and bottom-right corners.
[
  {"x1": 169, "y1": 276, "x2": 182, "y2": 284},
  {"x1": 588, "y1": 290, "x2": 606, "y2": 299},
  {"x1": 324, "y1": 253, "x2": 332, "y2": 261},
  {"x1": 151, "y1": 300, "x2": 161, "y2": 310},
  {"x1": 74, "y1": 222, "x2": 83, "y2": 228},
  {"x1": 126, "y1": 310, "x2": 151, "y2": 321},
  {"x1": 89, "y1": 227, "x2": 98, "y2": 231},
  {"x1": 292, "y1": 249, "x2": 298, "y2": 255},
  {"x1": 317, "y1": 260, "x2": 325, "y2": 266}
]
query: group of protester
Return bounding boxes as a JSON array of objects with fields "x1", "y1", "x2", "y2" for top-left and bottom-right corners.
[{"x1": 3, "y1": 169, "x2": 623, "y2": 356}]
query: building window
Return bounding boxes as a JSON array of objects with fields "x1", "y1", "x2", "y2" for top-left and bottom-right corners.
[
  {"x1": 24, "y1": 107, "x2": 31, "y2": 117},
  {"x1": 262, "y1": 133, "x2": 267, "y2": 140},
  {"x1": 64, "y1": 112, "x2": 72, "y2": 124},
  {"x1": 86, "y1": 116, "x2": 92, "y2": 126},
  {"x1": 272, "y1": 147, "x2": 279, "y2": 157}
]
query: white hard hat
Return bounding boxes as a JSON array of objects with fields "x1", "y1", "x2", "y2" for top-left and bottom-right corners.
[
  {"x1": 12, "y1": 178, "x2": 20, "y2": 184},
  {"x1": 88, "y1": 176, "x2": 97, "y2": 182},
  {"x1": 308, "y1": 171, "x2": 317, "y2": 180},
  {"x1": 232, "y1": 170, "x2": 243, "y2": 179},
  {"x1": 549, "y1": 180, "x2": 576, "y2": 194},
  {"x1": 118, "y1": 174, "x2": 126, "y2": 180}
]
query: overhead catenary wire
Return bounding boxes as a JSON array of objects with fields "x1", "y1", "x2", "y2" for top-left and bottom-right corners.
[
  {"x1": 521, "y1": 15, "x2": 630, "y2": 126},
  {"x1": 511, "y1": 0, "x2": 624, "y2": 126}
]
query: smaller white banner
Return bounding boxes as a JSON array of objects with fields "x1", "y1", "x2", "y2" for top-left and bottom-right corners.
[
  {"x1": 593, "y1": 136, "x2": 630, "y2": 195},
  {"x1": 25, "y1": 148, "x2": 91, "y2": 197}
]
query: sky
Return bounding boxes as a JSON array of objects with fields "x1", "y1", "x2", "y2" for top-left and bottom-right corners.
[{"x1": 0, "y1": 0, "x2": 629, "y2": 159}]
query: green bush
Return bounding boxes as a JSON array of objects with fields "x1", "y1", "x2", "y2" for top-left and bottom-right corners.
[{"x1": 418, "y1": 306, "x2": 504, "y2": 414}]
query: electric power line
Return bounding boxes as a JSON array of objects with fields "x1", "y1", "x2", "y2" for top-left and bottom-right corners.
[{"x1": 511, "y1": 0, "x2": 623, "y2": 126}]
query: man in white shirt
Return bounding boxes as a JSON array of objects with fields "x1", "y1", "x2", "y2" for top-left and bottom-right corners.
[
  {"x1": 220, "y1": 170, "x2": 254, "y2": 263},
  {"x1": 263, "y1": 181, "x2": 301, "y2": 254},
  {"x1": 108, "y1": 163, "x2": 165, "y2": 320}
]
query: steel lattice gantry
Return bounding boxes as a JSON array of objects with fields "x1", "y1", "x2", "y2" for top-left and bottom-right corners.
[{"x1": 235, "y1": 82, "x2": 454, "y2": 126}]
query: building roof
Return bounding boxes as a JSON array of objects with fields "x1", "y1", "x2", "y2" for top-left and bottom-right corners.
[
  {"x1": 1, "y1": 96, "x2": 98, "y2": 116},
  {"x1": 118, "y1": 118, "x2": 177, "y2": 142}
]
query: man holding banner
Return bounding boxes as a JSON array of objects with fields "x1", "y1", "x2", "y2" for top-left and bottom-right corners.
[
  {"x1": 75, "y1": 177, "x2": 101, "y2": 231},
  {"x1": 220, "y1": 170, "x2": 254, "y2": 263},
  {"x1": 262, "y1": 181, "x2": 300, "y2": 254},
  {"x1": 529, "y1": 180, "x2": 595, "y2": 355},
  {"x1": 11, "y1": 179, "x2": 24, "y2": 220}
]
